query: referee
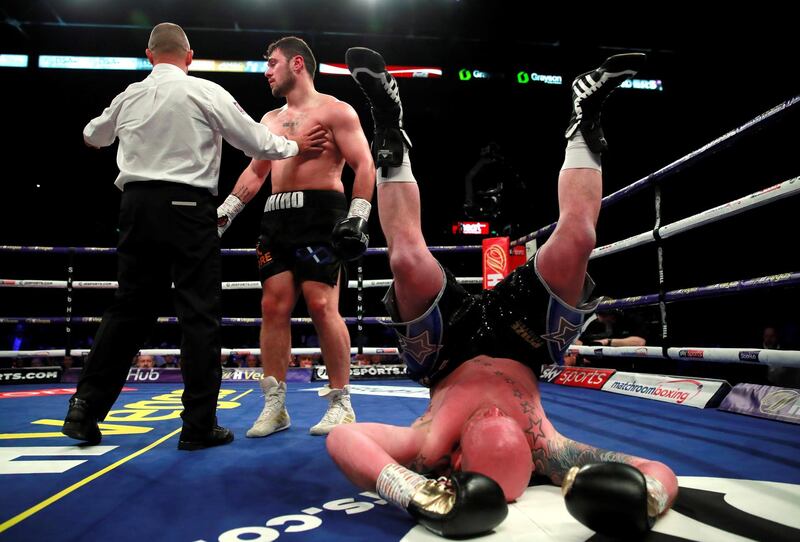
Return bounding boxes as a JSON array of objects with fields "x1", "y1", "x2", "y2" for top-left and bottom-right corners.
[{"x1": 62, "y1": 23, "x2": 327, "y2": 450}]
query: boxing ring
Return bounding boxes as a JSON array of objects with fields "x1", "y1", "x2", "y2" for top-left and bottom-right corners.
[{"x1": 1, "y1": 97, "x2": 799, "y2": 540}]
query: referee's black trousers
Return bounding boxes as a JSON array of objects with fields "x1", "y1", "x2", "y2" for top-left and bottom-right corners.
[{"x1": 75, "y1": 181, "x2": 222, "y2": 437}]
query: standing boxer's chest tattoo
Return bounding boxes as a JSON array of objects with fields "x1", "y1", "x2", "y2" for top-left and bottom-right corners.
[
  {"x1": 280, "y1": 113, "x2": 308, "y2": 135},
  {"x1": 282, "y1": 121, "x2": 301, "y2": 133}
]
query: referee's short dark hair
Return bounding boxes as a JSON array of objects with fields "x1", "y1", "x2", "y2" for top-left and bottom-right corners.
[{"x1": 148, "y1": 23, "x2": 190, "y2": 56}]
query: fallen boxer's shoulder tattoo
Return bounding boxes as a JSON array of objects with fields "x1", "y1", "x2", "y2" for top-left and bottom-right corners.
[
  {"x1": 413, "y1": 418, "x2": 432, "y2": 429},
  {"x1": 524, "y1": 416, "x2": 546, "y2": 449},
  {"x1": 519, "y1": 399, "x2": 536, "y2": 415},
  {"x1": 532, "y1": 438, "x2": 632, "y2": 485}
]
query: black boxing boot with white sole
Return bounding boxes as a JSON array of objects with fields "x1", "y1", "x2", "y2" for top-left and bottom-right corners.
[
  {"x1": 345, "y1": 47, "x2": 412, "y2": 176},
  {"x1": 564, "y1": 53, "x2": 646, "y2": 153}
]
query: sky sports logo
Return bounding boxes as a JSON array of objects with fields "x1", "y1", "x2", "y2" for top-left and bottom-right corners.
[
  {"x1": 609, "y1": 378, "x2": 703, "y2": 404},
  {"x1": 678, "y1": 349, "x2": 705, "y2": 359},
  {"x1": 539, "y1": 365, "x2": 563, "y2": 382}
]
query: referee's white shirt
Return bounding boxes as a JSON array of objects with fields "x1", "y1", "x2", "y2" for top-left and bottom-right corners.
[{"x1": 83, "y1": 63, "x2": 298, "y2": 195}]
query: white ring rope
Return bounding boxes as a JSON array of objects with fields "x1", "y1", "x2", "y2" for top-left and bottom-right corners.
[
  {"x1": 4, "y1": 179, "x2": 797, "y2": 291},
  {"x1": 0, "y1": 277, "x2": 484, "y2": 290},
  {"x1": 568, "y1": 345, "x2": 800, "y2": 368},
  {"x1": 512, "y1": 96, "x2": 800, "y2": 247},
  {"x1": 0, "y1": 317, "x2": 394, "y2": 325},
  {"x1": 0, "y1": 347, "x2": 400, "y2": 359},
  {"x1": 0, "y1": 245, "x2": 482, "y2": 256},
  {"x1": 591, "y1": 176, "x2": 800, "y2": 259},
  {"x1": 5, "y1": 345, "x2": 797, "y2": 369}
]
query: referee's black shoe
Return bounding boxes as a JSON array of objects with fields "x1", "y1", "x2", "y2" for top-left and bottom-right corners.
[
  {"x1": 178, "y1": 425, "x2": 234, "y2": 451},
  {"x1": 62, "y1": 397, "x2": 102, "y2": 445}
]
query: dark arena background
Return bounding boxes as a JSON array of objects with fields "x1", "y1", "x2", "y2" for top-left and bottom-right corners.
[{"x1": 1, "y1": 2, "x2": 799, "y2": 542}]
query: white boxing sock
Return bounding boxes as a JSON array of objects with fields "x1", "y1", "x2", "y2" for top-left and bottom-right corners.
[
  {"x1": 377, "y1": 146, "x2": 417, "y2": 184},
  {"x1": 561, "y1": 131, "x2": 602, "y2": 172}
]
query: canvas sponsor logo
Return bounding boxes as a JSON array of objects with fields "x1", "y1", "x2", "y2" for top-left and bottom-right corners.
[
  {"x1": 211, "y1": 491, "x2": 390, "y2": 542},
  {"x1": 0, "y1": 387, "x2": 135, "y2": 399},
  {"x1": 207, "y1": 478, "x2": 800, "y2": 542},
  {"x1": 222, "y1": 369, "x2": 264, "y2": 381},
  {"x1": 2, "y1": 388, "x2": 245, "y2": 474}
]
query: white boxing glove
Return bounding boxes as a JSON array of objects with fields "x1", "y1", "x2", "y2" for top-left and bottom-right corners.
[{"x1": 217, "y1": 194, "x2": 245, "y2": 237}]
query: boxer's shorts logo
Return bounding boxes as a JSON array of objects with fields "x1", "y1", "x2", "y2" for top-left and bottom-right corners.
[{"x1": 257, "y1": 247, "x2": 273, "y2": 268}]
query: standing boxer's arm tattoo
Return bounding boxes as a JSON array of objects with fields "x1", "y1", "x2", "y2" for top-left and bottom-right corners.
[
  {"x1": 233, "y1": 185, "x2": 255, "y2": 201},
  {"x1": 531, "y1": 438, "x2": 632, "y2": 485}
]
